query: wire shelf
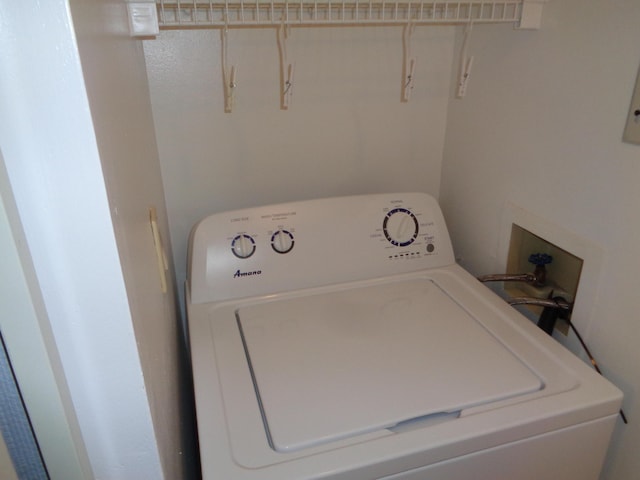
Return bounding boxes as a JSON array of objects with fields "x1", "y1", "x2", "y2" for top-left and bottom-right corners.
[{"x1": 156, "y1": 1, "x2": 524, "y2": 28}]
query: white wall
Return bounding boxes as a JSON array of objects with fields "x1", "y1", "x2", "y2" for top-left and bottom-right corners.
[
  {"x1": 0, "y1": 151, "x2": 90, "y2": 480},
  {"x1": 143, "y1": 25, "x2": 455, "y2": 309},
  {"x1": 441, "y1": 1, "x2": 640, "y2": 478},
  {"x1": 0, "y1": 0, "x2": 183, "y2": 478}
]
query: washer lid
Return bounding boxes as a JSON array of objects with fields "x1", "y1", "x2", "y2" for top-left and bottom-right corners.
[{"x1": 237, "y1": 279, "x2": 542, "y2": 453}]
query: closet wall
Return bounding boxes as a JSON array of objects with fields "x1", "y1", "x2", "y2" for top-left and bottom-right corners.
[{"x1": 441, "y1": 1, "x2": 640, "y2": 478}]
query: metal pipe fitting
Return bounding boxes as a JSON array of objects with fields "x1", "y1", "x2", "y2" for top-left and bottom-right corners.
[
  {"x1": 477, "y1": 272, "x2": 537, "y2": 284},
  {"x1": 507, "y1": 296, "x2": 572, "y2": 311}
]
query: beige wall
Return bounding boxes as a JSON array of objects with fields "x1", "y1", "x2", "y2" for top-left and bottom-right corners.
[
  {"x1": 143, "y1": 25, "x2": 456, "y2": 309},
  {"x1": 441, "y1": 1, "x2": 640, "y2": 478},
  {"x1": 68, "y1": 0, "x2": 188, "y2": 478}
]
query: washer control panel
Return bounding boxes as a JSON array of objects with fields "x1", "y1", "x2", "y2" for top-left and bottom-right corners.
[{"x1": 188, "y1": 192, "x2": 455, "y2": 303}]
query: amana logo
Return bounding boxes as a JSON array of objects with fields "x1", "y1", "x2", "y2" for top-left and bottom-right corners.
[{"x1": 233, "y1": 269, "x2": 262, "y2": 278}]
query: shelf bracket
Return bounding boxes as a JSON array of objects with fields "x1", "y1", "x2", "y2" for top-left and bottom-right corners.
[
  {"x1": 127, "y1": 1, "x2": 159, "y2": 37},
  {"x1": 518, "y1": 0, "x2": 549, "y2": 30}
]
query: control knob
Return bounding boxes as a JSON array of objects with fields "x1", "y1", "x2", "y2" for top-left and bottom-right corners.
[
  {"x1": 383, "y1": 208, "x2": 419, "y2": 247},
  {"x1": 271, "y1": 230, "x2": 295, "y2": 254},
  {"x1": 231, "y1": 234, "x2": 256, "y2": 259}
]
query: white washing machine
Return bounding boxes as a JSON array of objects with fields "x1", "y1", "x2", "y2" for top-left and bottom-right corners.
[{"x1": 186, "y1": 192, "x2": 622, "y2": 480}]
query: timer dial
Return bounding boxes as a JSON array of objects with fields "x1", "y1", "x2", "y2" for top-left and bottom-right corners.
[
  {"x1": 383, "y1": 208, "x2": 419, "y2": 247},
  {"x1": 271, "y1": 230, "x2": 295, "y2": 254},
  {"x1": 231, "y1": 234, "x2": 256, "y2": 259}
]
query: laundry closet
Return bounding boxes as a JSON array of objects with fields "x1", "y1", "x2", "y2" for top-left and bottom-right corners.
[{"x1": 1, "y1": 1, "x2": 639, "y2": 480}]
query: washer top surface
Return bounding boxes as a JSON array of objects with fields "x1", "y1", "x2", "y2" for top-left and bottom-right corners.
[{"x1": 238, "y1": 278, "x2": 542, "y2": 452}]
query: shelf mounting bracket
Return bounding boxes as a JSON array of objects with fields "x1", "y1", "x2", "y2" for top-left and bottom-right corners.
[{"x1": 518, "y1": 0, "x2": 549, "y2": 30}]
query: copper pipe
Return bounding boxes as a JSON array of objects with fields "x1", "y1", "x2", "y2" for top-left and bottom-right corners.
[
  {"x1": 507, "y1": 296, "x2": 572, "y2": 311},
  {"x1": 477, "y1": 272, "x2": 537, "y2": 284}
]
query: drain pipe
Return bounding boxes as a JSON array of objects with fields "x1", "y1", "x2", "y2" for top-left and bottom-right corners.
[
  {"x1": 507, "y1": 294, "x2": 572, "y2": 336},
  {"x1": 507, "y1": 296, "x2": 572, "y2": 311}
]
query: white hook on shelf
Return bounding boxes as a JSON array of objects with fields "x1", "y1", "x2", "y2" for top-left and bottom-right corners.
[
  {"x1": 456, "y1": 20, "x2": 474, "y2": 98},
  {"x1": 277, "y1": 20, "x2": 295, "y2": 110},
  {"x1": 401, "y1": 21, "x2": 417, "y2": 102},
  {"x1": 221, "y1": 23, "x2": 237, "y2": 113}
]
